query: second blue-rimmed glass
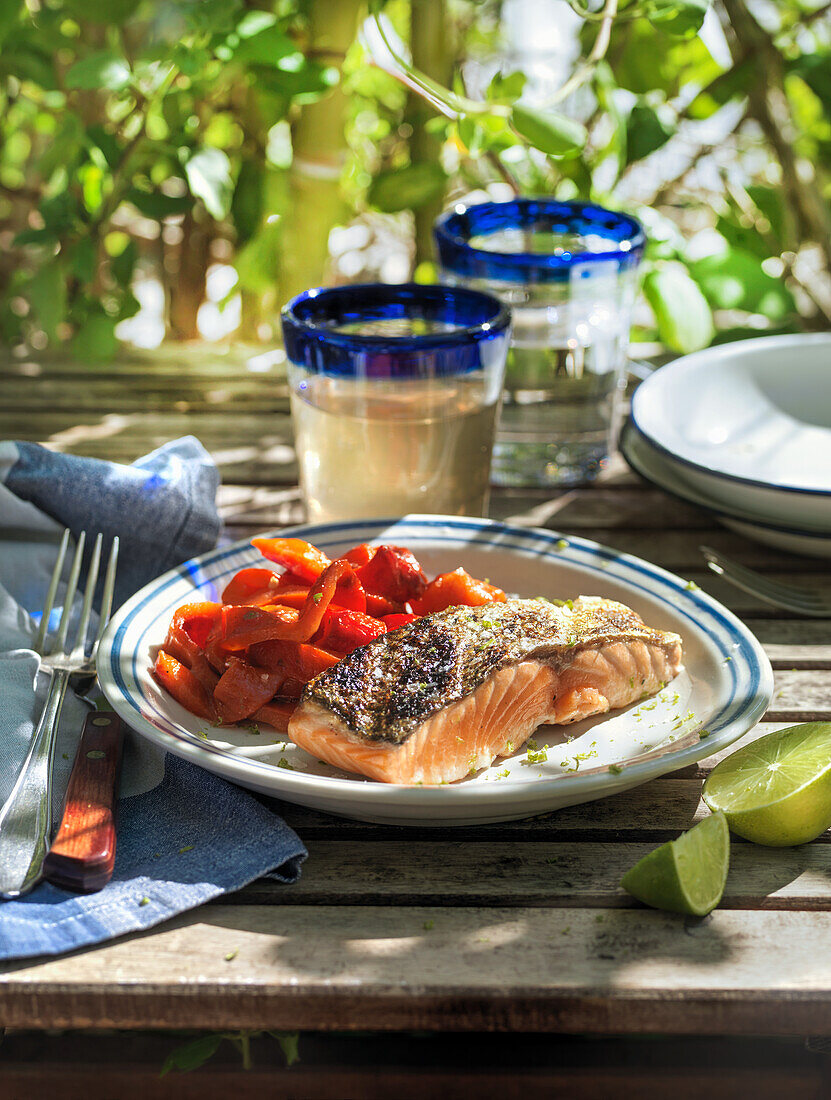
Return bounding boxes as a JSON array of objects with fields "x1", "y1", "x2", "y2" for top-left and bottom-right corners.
[
  {"x1": 281, "y1": 283, "x2": 511, "y2": 523},
  {"x1": 434, "y1": 199, "x2": 645, "y2": 488}
]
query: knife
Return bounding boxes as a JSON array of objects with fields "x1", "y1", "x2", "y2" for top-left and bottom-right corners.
[{"x1": 42, "y1": 711, "x2": 125, "y2": 893}]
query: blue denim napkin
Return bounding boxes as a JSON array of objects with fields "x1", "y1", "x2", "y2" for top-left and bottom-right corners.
[{"x1": 0, "y1": 438, "x2": 306, "y2": 961}]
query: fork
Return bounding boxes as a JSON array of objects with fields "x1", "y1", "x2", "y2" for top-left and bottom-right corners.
[
  {"x1": 701, "y1": 546, "x2": 831, "y2": 618},
  {"x1": 0, "y1": 529, "x2": 119, "y2": 899}
]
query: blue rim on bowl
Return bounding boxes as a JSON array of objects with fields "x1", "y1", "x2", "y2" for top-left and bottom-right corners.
[
  {"x1": 630, "y1": 333, "x2": 831, "y2": 499},
  {"x1": 433, "y1": 198, "x2": 645, "y2": 283},
  {"x1": 620, "y1": 419, "x2": 831, "y2": 539},
  {"x1": 280, "y1": 282, "x2": 511, "y2": 378}
]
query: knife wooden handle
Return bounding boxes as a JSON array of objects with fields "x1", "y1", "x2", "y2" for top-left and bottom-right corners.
[{"x1": 43, "y1": 711, "x2": 124, "y2": 893}]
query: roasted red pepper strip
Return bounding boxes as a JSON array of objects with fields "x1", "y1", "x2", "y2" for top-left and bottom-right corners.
[
  {"x1": 220, "y1": 604, "x2": 298, "y2": 651},
  {"x1": 164, "y1": 602, "x2": 223, "y2": 659},
  {"x1": 341, "y1": 543, "x2": 377, "y2": 568},
  {"x1": 261, "y1": 585, "x2": 312, "y2": 611},
  {"x1": 314, "y1": 609, "x2": 386, "y2": 654},
  {"x1": 365, "y1": 592, "x2": 404, "y2": 617},
  {"x1": 253, "y1": 700, "x2": 296, "y2": 733},
  {"x1": 251, "y1": 537, "x2": 331, "y2": 584},
  {"x1": 153, "y1": 650, "x2": 216, "y2": 722},
  {"x1": 213, "y1": 657, "x2": 285, "y2": 724},
  {"x1": 411, "y1": 568, "x2": 507, "y2": 614},
  {"x1": 277, "y1": 677, "x2": 305, "y2": 700},
  {"x1": 382, "y1": 613, "x2": 419, "y2": 632},
  {"x1": 221, "y1": 568, "x2": 279, "y2": 607},
  {"x1": 355, "y1": 545, "x2": 427, "y2": 604},
  {"x1": 189, "y1": 652, "x2": 221, "y2": 696},
  {"x1": 248, "y1": 640, "x2": 341, "y2": 682},
  {"x1": 221, "y1": 559, "x2": 363, "y2": 649}
]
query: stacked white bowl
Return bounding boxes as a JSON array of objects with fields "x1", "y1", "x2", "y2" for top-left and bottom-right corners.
[{"x1": 620, "y1": 333, "x2": 831, "y2": 557}]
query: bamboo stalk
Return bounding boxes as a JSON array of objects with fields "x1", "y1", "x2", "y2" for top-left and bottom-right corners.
[
  {"x1": 407, "y1": 0, "x2": 453, "y2": 267},
  {"x1": 275, "y1": 0, "x2": 362, "y2": 305}
]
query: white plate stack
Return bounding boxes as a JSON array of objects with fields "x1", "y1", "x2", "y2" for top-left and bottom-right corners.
[{"x1": 620, "y1": 333, "x2": 831, "y2": 558}]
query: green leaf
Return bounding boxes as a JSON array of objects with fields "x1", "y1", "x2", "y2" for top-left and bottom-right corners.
[
  {"x1": 27, "y1": 264, "x2": 65, "y2": 340},
  {"x1": 69, "y1": 311, "x2": 119, "y2": 362},
  {"x1": 271, "y1": 1032, "x2": 300, "y2": 1067},
  {"x1": 625, "y1": 103, "x2": 674, "y2": 164},
  {"x1": 690, "y1": 247, "x2": 795, "y2": 321},
  {"x1": 231, "y1": 161, "x2": 265, "y2": 246},
  {"x1": 235, "y1": 220, "x2": 281, "y2": 294},
  {"x1": 686, "y1": 60, "x2": 753, "y2": 120},
  {"x1": 510, "y1": 104, "x2": 586, "y2": 158},
  {"x1": 789, "y1": 53, "x2": 831, "y2": 112},
  {"x1": 65, "y1": 50, "x2": 131, "y2": 92},
  {"x1": 368, "y1": 162, "x2": 447, "y2": 213},
  {"x1": 235, "y1": 10, "x2": 277, "y2": 38},
  {"x1": 643, "y1": 262, "x2": 714, "y2": 353},
  {"x1": 160, "y1": 1035, "x2": 223, "y2": 1077},
  {"x1": 254, "y1": 61, "x2": 339, "y2": 100},
  {"x1": 36, "y1": 114, "x2": 84, "y2": 178},
  {"x1": 127, "y1": 186, "x2": 191, "y2": 219},
  {"x1": 184, "y1": 148, "x2": 233, "y2": 220},
  {"x1": 647, "y1": 0, "x2": 709, "y2": 38},
  {"x1": 69, "y1": 238, "x2": 96, "y2": 283},
  {"x1": 64, "y1": 0, "x2": 140, "y2": 22},
  {"x1": 233, "y1": 26, "x2": 301, "y2": 68},
  {"x1": 0, "y1": 0, "x2": 22, "y2": 47},
  {"x1": 110, "y1": 239, "x2": 138, "y2": 287},
  {"x1": 486, "y1": 70, "x2": 527, "y2": 106}
]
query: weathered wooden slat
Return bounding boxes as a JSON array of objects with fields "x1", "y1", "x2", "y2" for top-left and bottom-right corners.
[
  {"x1": 0, "y1": 1032, "x2": 823, "y2": 1100},
  {"x1": 769, "y1": 669, "x2": 831, "y2": 719},
  {"x1": 229, "y1": 837, "x2": 831, "y2": 910},
  {"x1": 5, "y1": 905, "x2": 831, "y2": 1033},
  {"x1": 0, "y1": 1061, "x2": 821, "y2": 1100},
  {"x1": 271, "y1": 781, "x2": 744, "y2": 844}
]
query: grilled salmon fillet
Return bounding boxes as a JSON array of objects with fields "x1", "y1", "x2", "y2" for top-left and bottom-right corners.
[{"x1": 288, "y1": 597, "x2": 683, "y2": 785}]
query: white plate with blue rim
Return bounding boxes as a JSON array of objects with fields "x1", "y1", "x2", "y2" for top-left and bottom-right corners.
[
  {"x1": 97, "y1": 516, "x2": 773, "y2": 826},
  {"x1": 621, "y1": 420, "x2": 831, "y2": 559},
  {"x1": 630, "y1": 333, "x2": 831, "y2": 531}
]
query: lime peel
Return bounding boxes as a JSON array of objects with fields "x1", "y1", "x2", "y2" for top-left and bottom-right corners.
[
  {"x1": 620, "y1": 812, "x2": 729, "y2": 916},
  {"x1": 703, "y1": 722, "x2": 831, "y2": 847}
]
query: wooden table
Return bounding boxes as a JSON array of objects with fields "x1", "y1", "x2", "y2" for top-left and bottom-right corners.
[{"x1": 2, "y1": 347, "x2": 831, "y2": 1096}]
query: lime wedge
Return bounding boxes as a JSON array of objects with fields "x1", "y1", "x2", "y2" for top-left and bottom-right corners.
[
  {"x1": 620, "y1": 812, "x2": 729, "y2": 915},
  {"x1": 703, "y1": 722, "x2": 831, "y2": 847}
]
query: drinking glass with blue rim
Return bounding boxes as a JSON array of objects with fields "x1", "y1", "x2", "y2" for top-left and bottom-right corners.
[
  {"x1": 434, "y1": 199, "x2": 645, "y2": 488},
  {"x1": 281, "y1": 282, "x2": 511, "y2": 523}
]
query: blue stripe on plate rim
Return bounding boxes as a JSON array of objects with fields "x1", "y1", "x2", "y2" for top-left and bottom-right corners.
[
  {"x1": 100, "y1": 515, "x2": 773, "y2": 799},
  {"x1": 629, "y1": 332, "x2": 831, "y2": 499},
  {"x1": 620, "y1": 421, "x2": 831, "y2": 539}
]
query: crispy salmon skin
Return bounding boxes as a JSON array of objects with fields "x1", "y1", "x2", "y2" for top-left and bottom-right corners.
[{"x1": 288, "y1": 597, "x2": 683, "y2": 785}]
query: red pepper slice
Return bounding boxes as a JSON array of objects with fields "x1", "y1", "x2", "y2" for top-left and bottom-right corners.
[
  {"x1": 314, "y1": 609, "x2": 386, "y2": 655},
  {"x1": 252, "y1": 537, "x2": 331, "y2": 584},
  {"x1": 341, "y1": 543, "x2": 378, "y2": 568},
  {"x1": 355, "y1": 545, "x2": 427, "y2": 604},
  {"x1": 164, "y1": 602, "x2": 223, "y2": 656},
  {"x1": 220, "y1": 604, "x2": 299, "y2": 651},
  {"x1": 382, "y1": 613, "x2": 419, "y2": 632},
  {"x1": 261, "y1": 584, "x2": 313, "y2": 611},
  {"x1": 221, "y1": 568, "x2": 279, "y2": 607},
  {"x1": 411, "y1": 568, "x2": 507, "y2": 614},
  {"x1": 228, "y1": 559, "x2": 365, "y2": 637},
  {"x1": 248, "y1": 640, "x2": 341, "y2": 682},
  {"x1": 365, "y1": 592, "x2": 404, "y2": 617},
  {"x1": 153, "y1": 650, "x2": 217, "y2": 722},
  {"x1": 253, "y1": 699, "x2": 296, "y2": 733},
  {"x1": 213, "y1": 657, "x2": 285, "y2": 724},
  {"x1": 189, "y1": 652, "x2": 221, "y2": 696}
]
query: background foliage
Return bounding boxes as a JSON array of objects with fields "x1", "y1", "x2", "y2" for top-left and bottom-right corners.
[{"x1": 0, "y1": 0, "x2": 829, "y2": 360}]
